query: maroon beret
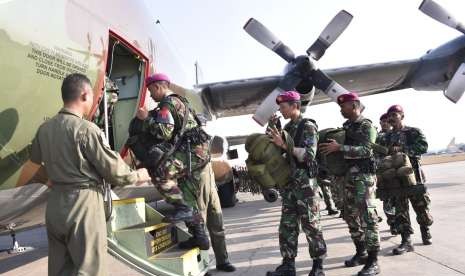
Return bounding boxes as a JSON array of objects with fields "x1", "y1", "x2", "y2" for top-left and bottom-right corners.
[
  {"x1": 337, "y1": 92, "x2": 359, "y2": 105},
  {"x1": 387, "y1": 104, "x2": 403, "y2": 114},
  {"x1": 276, "y1": 90, "x2": 301, "y2": 104},
  {"x1": 145, "y1": 73, "x2": 170, "y2": 86}
]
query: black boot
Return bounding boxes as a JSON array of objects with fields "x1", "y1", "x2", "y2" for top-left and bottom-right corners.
[
  {"x1": 357, "y1": 251, "x2": 380, "y2": 276},
  {"x1": 216, "y1": 262, "x2": 236, "y2": 272},
  {"x1": 392, "y1": 233, "x2": 414, "y2": 255},
  {"x1": 163, "y1": 203, "x2": 194, "y2": 223},
  {"x1": 420, "y1": 226, "x2": 432, "y2": 245},
  {"x1": 266, "y1": 257, "x2": 296, "y2": 276},
  {"x1": 179, "y1": 223, "x2": 210, "y2": 250},
  {"x1": 308, "y1": 258, "x2": 324, "y2": 276},
  {"x1": 345, "y1": 241, "x2": 368, "y2": 267}
]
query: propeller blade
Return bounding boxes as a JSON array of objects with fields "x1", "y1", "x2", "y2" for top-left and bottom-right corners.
[
  {"x1": 244, "y1": 18, "x2": 295, "y2": 62},
  {"x1": 252, "y1": 69, "x2": 304, "y2": 126},
  {"x1": 306, "y1": 10, "x2": 353, "y2": 60},
  {"x1": 419, "y1": 0, "x2": 465, "y2": 34},
  {"x1": 252, "y1": 87, "x2": 283, "y2": 126},
  {"x1": 444, "y1": 63, "x2": 465, "y2": 103},
  {"x1": 311, "y1": 70, "x2": 350, "y2": 102}
]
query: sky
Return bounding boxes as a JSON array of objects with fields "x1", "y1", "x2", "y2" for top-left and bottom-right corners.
[{"x1": 146, "y1": 0, "x2": 465, "y2": 151}]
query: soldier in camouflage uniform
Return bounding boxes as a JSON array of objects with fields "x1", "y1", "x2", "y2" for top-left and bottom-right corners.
[
  {"x1": 30, "y1": 73, "x2": 151, "y2": 275},
  {"x1": 266, "y1": 91, "x2": 326, "y2": 276},
  {"x1": 316, "y1": 168, "x2": 339, "y2": 215},
  {"x1": 376, "y1": 113, "x2": 398, "y2": 235},
  {"x1": 320, "y1": 92, "x2": 380, "y2": 276},
  {"x1": 136, "y1": 73, "x2": 210, "y2": 250},
  {"x1": 384, "y1": 105, "x2": 433, "y2": 255}
]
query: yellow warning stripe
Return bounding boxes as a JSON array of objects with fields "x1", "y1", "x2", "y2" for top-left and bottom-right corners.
[
  {"x1": 144, "y1": 223, "x2": 171, "y2": 232},
  {"x1": 112, "y1": 198, "x2": 145, "y2": 205}
]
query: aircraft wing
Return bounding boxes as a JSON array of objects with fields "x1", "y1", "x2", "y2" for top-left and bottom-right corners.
[{"x1": 198, "y1": 58, "x2": 420, "y2": 118}]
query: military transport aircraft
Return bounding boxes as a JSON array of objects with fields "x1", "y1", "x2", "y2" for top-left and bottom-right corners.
[{"x1": 1, "y1": 0, "x2": 465, "y2": 273}]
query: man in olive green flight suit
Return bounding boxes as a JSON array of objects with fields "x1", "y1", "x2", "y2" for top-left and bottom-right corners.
[
  {"x1": 137, "y1": 73, "x2": 235, "y2": 272},
  {"x1": 30, "y1": 73, "x2": 150, "y2": 276}
]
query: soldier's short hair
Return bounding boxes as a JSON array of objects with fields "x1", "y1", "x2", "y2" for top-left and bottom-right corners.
[{"x1": 61, "y1": 73, "x2": 91, "y2": 103}]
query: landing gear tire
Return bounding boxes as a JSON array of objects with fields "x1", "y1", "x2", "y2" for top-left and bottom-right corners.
[
  {"x1": 218, "y1": 180, "x2": 237, "y2": 208},
  {"x1": 263, "y1": 188, "x2": 279, "y2": 203}
]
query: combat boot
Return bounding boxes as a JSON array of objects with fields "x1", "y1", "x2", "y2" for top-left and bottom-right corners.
[
  {"x1": 266, "y1": 257, "x2": 296, "y2": 276},
  {"x1": 392, "y1": 233, "x2": 414, "y2": 255},
  {"x1": 344, "y1": 241, "x2": 367, "y2": 267},
  {"x1": 192, "y1": 223, "x2": 210, "y2": 250},
  {"x1": 357, "y1": 251, "x2": 380, "y2": 276},
  {"x1": 420, "y1": 226, "x2": 432, "y2": 245},
  {"x1": 178, "y1": 222, "x2": 210, "y2": 250},
  {"x1": 308, "y1": 258, "x2": 325, "y2": 276},
  {"x1": 163, "y1": 203, "x2": 194, "y2": 223}
]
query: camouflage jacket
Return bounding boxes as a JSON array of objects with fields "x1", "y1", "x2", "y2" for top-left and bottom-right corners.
[
  {"x1": 283, "y1": 115, "x2": 319, "y2": 187},
  {"x1": 374, "y1": 130, "x2": 390, "y2": 164},
  {"x1": 342, "y1": 116, "x2": 377, "y2": 173},
  {"x1": 142, "y1": 93, "x2": 210, "y2": 162},
  {"x1": 376, "y1": 130, "x2": 389, "y2": 146},
  {"x1": 384, "y1": 126, "x2": 428, "y2": 157},
  {"x1": 142, "y1": 93, "x2": 198, "y2": 142}
]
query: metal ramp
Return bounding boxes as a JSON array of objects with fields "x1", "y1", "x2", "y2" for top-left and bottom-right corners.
[{"x1": 107, "y1": 198, "x2": 209, "y2": 276}]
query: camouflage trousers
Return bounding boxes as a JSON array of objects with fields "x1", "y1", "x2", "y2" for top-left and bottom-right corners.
[
  {"x1": 151, "y1": 150, "x2": 206, "y2": 223},
  {"x1": 343, "y1": 172, "x2": 380, "y2": 252},
  {"x1": 394, "y1": 189, "x2": 433, "y2": 234},
  {"x1": 382, "y1": 197, "x2": 397, "y2": 228},
  {"x1": 279, "y1": 178, "x2": 327, "y2": 259},
  {"x1": 317, "y1": 177, "x2": 336, "y2": 211},
  {"x1": 331, "y1": 176, "x2": 345, "y2": 210}
]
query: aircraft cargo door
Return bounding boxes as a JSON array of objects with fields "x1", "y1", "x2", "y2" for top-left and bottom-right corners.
[{"x1": 104, "y1": 34, "x2": 147, "y2": 152}]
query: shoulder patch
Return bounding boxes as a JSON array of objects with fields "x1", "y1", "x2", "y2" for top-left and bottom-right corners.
[{"x1": 155, "y1": 106, "x2": 175, "y2": 125}]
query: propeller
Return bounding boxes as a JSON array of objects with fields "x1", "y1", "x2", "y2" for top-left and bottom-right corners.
[
  {"x1": 419, "y1": 0, "x2": 465, "y2": 34},
  {"x1": 307, "y1": 10, "x2": 354, "y2": 60},
  {"x1": 244, "y1": 18, "x2": 295, "y2": 62},
  {"x1": 444, "y1": 63, "x2": 465, "y2": 103},
  {"x1": 419, "y1": 0, "x2": 465, "y2": 103},
  {"x1": 244, "y1": 11, "x2": 353, "y2": 125}
]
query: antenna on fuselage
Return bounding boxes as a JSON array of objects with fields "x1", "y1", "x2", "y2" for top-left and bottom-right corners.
[{"x1": 154, "y1": 19, "x2": 190, "y2": 79}]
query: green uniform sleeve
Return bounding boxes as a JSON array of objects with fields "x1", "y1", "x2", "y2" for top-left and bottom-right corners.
[
  {"x1": 404, "y1": 128, "x2": 428, "y2": 156},
  {"x1": 342, "y1": 122, "x2": 377, "y2": 159},
  {"x1": 81, "y1": 124, "x2": 140, "y2": 186},
  {"x1": 300, "y1": 121, "x2": 318, "y2": 164},
  {"x1": 142, "y1": 102, "x2": 175, "y2": 141},
  {"x1": 30, "y1": 128, "x2": 42, "y2": 164}
]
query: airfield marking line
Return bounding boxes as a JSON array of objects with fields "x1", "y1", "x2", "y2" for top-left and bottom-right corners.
[{"x1": 386, "y1": 240, "x2": 465, "y2": 275}]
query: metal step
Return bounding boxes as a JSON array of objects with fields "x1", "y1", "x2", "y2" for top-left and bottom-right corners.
[{"x1": 107, "y1": 197, "x2": 209, "y2": 276}]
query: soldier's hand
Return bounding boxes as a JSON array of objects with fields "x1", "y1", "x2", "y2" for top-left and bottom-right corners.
[
  {"x1": 268, "y1": 127, "x2": 286, "y2": 149},
  {"x1": 319, "y1": 139, "x2": 341, "y2": 155},
  {"x1": 136, "y1": 106, "x2": 149, "y2": 120},
  {"x1": 135, "y1": 168, "x2": 151, "y2": 185}
]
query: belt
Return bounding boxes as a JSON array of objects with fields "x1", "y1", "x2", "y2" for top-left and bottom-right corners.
[{"x1": 51, "y1": 181, "x2": 101, "y2": 190}]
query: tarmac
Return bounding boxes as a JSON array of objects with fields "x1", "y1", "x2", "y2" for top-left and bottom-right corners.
[{"x1": 1, "y1": 161, "x2": 465, "y2": 276}]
